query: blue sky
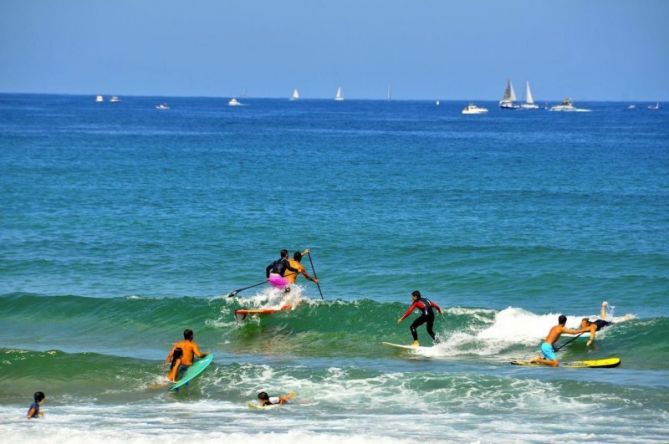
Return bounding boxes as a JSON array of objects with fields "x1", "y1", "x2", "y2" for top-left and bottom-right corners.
[{"x1": 1, "y1": 0, "x2": 667, "y2": 100}]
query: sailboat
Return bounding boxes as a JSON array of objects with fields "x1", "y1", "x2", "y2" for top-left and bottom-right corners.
[
  {"x1": 386, "y1": 85, "x2": 392, "y2": 101},
  {"x1": 499, "y1": 80, "x2": 518, "y2": 109},
  {"x1": 334, "y1": 86, "x2": 344, "y2": 101},
  {"x1": 520, "y1": 81, "x2": 539, "y2": 109},
  {"x1": 290, "y1": 89, "x2": 300, "y2": 101}
]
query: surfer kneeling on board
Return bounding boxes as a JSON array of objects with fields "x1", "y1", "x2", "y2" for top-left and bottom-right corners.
[
  {"x1": 532, "y1": 315, "x2": 587, "y2": 367},
  {"x1": 266, "y1": 249, "x2": 300, "y2": 291},
  {"x1": 397, "y1": 290, "x2": 444, "y2": 347},
  {"x1": 580, "y1": 301, "x2": 613, "y2": 346},
  {"x1": 257, "y1": 391, "x2": 295, "y2": 406},
  {"x1": 165, "y1": 329, "x2": 208, "y2": 381}
]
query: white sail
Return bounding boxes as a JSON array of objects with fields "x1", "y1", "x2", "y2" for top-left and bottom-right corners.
[
  {"x1": 502, "y1": 80, "x2": 517, "y2": 102},
  {"x1": 525, "y1": 81, "x2": 534, "y2": 104},
  {"x1": 335, "y1": 86, "x2": 344, "y2": 101},
  {"x1": 387, "y1": 85, "x2": 391, "y2": 101},
  {"x1": 291, "y1": 89, "x2": 300, "y2": 100}
]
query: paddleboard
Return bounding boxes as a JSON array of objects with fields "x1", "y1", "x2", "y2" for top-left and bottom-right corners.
[
  {"x1": 247, "y1": 402, "x2": 281, "y2": 410},
  {"x1": 382, "y1": 342, "x2": 431, "y2": 351},
  {"x1": 169, "y1": 354, "x2": 214, "y2": 391},
  {"x1": 510, "y1": 357, "x2": 620, "y2": 368},
  {"x1": 235, "y1": 305, "x2": 292, "y2": 321}
]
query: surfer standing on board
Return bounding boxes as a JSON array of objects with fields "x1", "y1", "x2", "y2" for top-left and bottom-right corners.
[
  {"x1": 284, "y1": 250, "x2": 319, "y2": 285},
  {"x1": 165, "y1": 329, "x2": 208, "y2": 380},
  {"x1": 265, "y1": 249, "x2": 300, "y2": 290},
  {"x1": 531, "y1": 315, "x2": 586, "y2": 367},
  {"x1": 397, "y1": 290, "x2": 444, "y2": 347}
]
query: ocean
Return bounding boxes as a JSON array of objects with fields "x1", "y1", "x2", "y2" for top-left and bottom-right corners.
[{"x1": 1, "y1": 94, "x2": 668, "y2": 443}]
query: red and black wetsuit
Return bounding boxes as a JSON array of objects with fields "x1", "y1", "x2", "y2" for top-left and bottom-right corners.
[{"x1": 400, "y1": 297, "x2": 443, "y2": 341}]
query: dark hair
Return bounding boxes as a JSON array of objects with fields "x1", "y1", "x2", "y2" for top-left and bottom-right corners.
[
  {"x1": 280, "y1": 249, "x2": 289, "y2": 258},
  {"x1": 183, "y1": 329, "x2": 194, "y2": 340},
  {"x1": 411, "y1": 290, "x2": 421, "y2": 298},
  {"x1": 257, "y1": 391, "x2": 269, "y2": 401},
  {"x1": 170, "y1": 348, "x2": 183, "y2": 370},
  {"x1": 34, "y1": 391, "x2": 45, "y2": 402},
  {"x1": 293, "y1": 251, "x2": 302, "y2": 261},
  {"x1": 558, "y1": 315, "x2": 567, "y2": 325},
  {"x1": 581, "y1": 318, "x2": 591, "y2": 324}
]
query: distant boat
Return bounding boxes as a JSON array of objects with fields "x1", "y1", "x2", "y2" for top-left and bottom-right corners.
[
  {"x1": 155, "y1": 103, "x2": 170, "y2": 110},
  {"x1": 499, "y1": 80, "x2": 518, "y2": 109},
  {"x1": 228, "y1": 98, "x2": 241, "y2": 107},
  {"x1": 549, "y1": 97, "x2": 590, "y2": 112},
  {"x1": 435, "y1": 100, "x2": 440, "y2": 106},
  {"x1": 462, "y1": 103, "x2": 488, "y2": 115},
  {"x1": 627, "y1": 104, "x2": 636, "y2": 110},
  {"x1": 109, "y1": 96, "x2": 120, "y2": 103},
  {"x1": 648, "y1": 102, "x2": 660, "y2": 110},
  {"x1": 95, "y1": 95, "x2": 104, "y2": 103},
  {"x1": 290, "y1": 89, "x2": 300, "y2": 101},
  {"x1": 334, "y1": 87, "x2": 344, "y2": 101},
  {"x1": 387, "y1": 85, "x2": 392, "y2": 101},
  {"x1": 519, "y1": 81, "x2": 539, "y2": 109}
]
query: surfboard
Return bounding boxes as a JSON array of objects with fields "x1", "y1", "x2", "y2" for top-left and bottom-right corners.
[
  {"x1": 247, "y1": 402, "x2": 281, "y2": 410},
  {"x1": 234, "y1": 305, "x2": 292, "y2": 321},
  {"x1": 510, "y1": 357, "x2": 620, "y2": 368},
  {"x1": 382, "y1": 342, "x2": 431, "y2": 351},
  {"x1": 169, "y1": 354, "x2": 214, "y2": 391}
]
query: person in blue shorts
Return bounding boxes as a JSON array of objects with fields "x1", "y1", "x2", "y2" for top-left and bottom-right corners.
[{"x1": 532, "y1": 315, "x2": 587, "y2": 367}]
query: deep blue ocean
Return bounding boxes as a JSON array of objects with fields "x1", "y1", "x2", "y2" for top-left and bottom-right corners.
[{"x1": 1, "y1": 94, "x2": 668, "y2": 443}]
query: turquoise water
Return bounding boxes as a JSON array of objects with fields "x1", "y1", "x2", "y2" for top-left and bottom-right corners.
[{"x1": 1, "y1": 94, "x2": 668, "y2": 443}]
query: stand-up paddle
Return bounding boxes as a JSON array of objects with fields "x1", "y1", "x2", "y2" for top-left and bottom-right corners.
[
  {"x1": 226, "y1": 279, "x2": 267, "y2": 298},
  {"x1": 307, "y1": 252, "x2": 324, "y2": 300},
  {"x1": 554, "y1": 331, "x2": 585, "y2": 352}
]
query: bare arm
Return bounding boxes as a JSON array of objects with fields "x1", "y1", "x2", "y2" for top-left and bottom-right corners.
[{"x1": 586, "y1": 325, "x2": 597, "y2": 346}]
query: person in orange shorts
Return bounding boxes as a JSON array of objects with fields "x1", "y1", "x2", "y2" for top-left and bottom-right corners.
[{"x1": 165, "y1": 329, "x2": 208, "y2": 381}]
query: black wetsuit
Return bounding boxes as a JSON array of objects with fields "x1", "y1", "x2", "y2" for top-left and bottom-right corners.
[
  {"x1": 265, "y1": 258, "x2": 298, "y2": 278},
  {"x1": 409, "y1": 298, "x2": 437, "y2": 341},
  {"x1": 593, "y1": 319, "x2": 612, "y2": 331}
]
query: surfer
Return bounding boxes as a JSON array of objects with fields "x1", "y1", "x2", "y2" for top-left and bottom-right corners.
[
  {"x1": 266, "y1": 249, "x2": 300, "y2": 289},
  {"x1": 284, "y1": 250, "x2": 318, "y2": 285},
  {"x1": 257, "y1": 391, "x2": 295, "y2": 406},
  {"x1": 531, "y1": 315, "x2": 587, "y2": 367},
  {"x1": 26, "y1": 391, "x2": 45, "y2": 419},
  {"x1": 165, "y1": 329, "x2": 208, "y2": 380},
  {"x1": 166, "y1": 348, "x2": 183, "y2": 382},
  {"x1": 580, "y1": 301, "x2": 613, "y2": 346},
  {"x1": 397, "y1": 290, "x2": 444, "y2": 346}
]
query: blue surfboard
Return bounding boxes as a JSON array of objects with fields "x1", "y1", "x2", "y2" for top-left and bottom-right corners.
[{"x1": 169, "y1": 354, "x2": 214, "y2": 391}]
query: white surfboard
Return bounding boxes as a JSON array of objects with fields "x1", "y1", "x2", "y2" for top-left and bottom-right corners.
[{"x1": 382, "y1": 342, "x2": 432, "y2": 351}]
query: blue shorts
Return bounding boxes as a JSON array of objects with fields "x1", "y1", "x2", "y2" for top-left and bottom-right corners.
[{"x1": 540, "y1": 342, "x2": 556, "y2": 361}]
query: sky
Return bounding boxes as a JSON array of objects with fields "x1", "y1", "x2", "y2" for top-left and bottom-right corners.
[{"x1": 0, "y1": 0, "x2": 667, "y2": 100}]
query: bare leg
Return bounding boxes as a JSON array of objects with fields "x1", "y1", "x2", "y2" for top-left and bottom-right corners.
[{"x1": 600, "y1": 301, "x2": 608, "y2": 320}]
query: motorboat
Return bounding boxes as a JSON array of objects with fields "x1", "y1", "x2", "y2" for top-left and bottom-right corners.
[
  {"x1": 155, "y1": 103, "x2": 170, "y2": 110},
  {"x1": 648, "y1": 102, "x2": 660, "y2": 110},
  {"x1": 95, "y1": 95, "x2": 104, "y2": 103},
  {"x1": 499, "y1": 80, "x2": 518, "y2": 109},
  {"x1": 549, "y1": 97, "x2": 590, "y2": 112},
  {"x1": 228, "y1": 98, "x2": 241, "y2": 107},
  {"x1": 109, "y1": 96, "x2": 120, "y2": 103},
  {"x1": 462, "y1": 103, "x2": 488, "y2": 114},
  {"x1": 519, "y1": 81, "x2": 539, "y2": 109}
]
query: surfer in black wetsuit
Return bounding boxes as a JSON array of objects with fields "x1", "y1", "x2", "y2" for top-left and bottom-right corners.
[
  {"x1": 580, "y1": 301, "x2": 613, "y2": 346},
  {"x1": 265, "y1": 249, "x2": 300, "y2": 279},
  {"x1": 397, "y1": 290, "x2": 444, "y2": 347}
]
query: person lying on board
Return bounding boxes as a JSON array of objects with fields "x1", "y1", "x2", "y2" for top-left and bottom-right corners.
[
  {"x1": 166, "y1": 348, "x2": 183, "y2": 382},
  {"x1": 266, "y1": 249, "x2": 300, "y2": 290},
  {"x1": 580, "y1": 301, "x2": 613, "y2": 346},
  {"x1": 284, "y1": 250, "x2": 318, "y2": 286},
  {"x1": 165, "y1": 329, "x2": 208, "y2": 381},
  {"x1": 257, "y1": 391, "x2": 296, "y2": 406},
  {"x1": 27, "y1": 391, "x2": 45, "y2": 419},
  {"x1": 397, "y1": 290, "x2": 444, "y2": 347},
  {"x1": 531, "y1": 315, "x2": 587, "y2": 367}
]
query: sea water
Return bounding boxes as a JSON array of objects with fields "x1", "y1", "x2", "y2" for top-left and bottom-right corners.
[{"x1": 1, "y1": 94, "x2": 668, "y2": 443}]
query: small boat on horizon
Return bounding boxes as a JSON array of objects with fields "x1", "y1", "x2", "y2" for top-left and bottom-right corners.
[
  {"x1": 109, "y1": 96, "x2": 120, "y2": 103},
  {"x1": 95, "y1": 95, "x2": 104, "y2": 103},
  {"x1": 519, "y1": 81, "x2": 539, "y2": 109},
  {"x1": 155, "y1": 103, "x2": 170, "y2": 110},
  {"x1": 627, "y1": 104, "x2": 637, "y2": 110},
  {"x1": 499, "y1": 80, "x2": 518, "y2": 109},
  {"x1": 334, "y1": 86, "x2": 344, "y2": 101},
  {"x1": 462, "y1": 103, "x2": 488, "y2": 115},
  {"x1": 435, "y1": 100, "x2": 440, "y2": 106},
  {"x1": 648, "y1": 102, "x2": 660, "y2": 110},
  {"x1": 549, "y1": 97, "x2": 590, "y2": 112},
  {"x1": 228, "y1": 98, "x2": 241, "y2": 107},
  {"x1": 290, "y1": 88, "x2": 300, "y2": 101}
]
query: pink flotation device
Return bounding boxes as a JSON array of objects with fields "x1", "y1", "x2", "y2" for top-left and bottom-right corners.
[{"x1": 268, "y1": 273, "x2": 289, "y2": 289}]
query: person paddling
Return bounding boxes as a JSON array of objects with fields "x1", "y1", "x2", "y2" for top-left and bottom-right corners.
[
  {"x1": 284, "y1": 250, "x2": 319, "y2": 286},
  {"x1": 531, "y1": 315, "x2": 587, "y2": 367},
  {"x1": 265, "y1": 249, "x2": 300, "y2": 289},
  {"x1": 397, "y1": 290, "x2": 444, "y2": 347}
]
